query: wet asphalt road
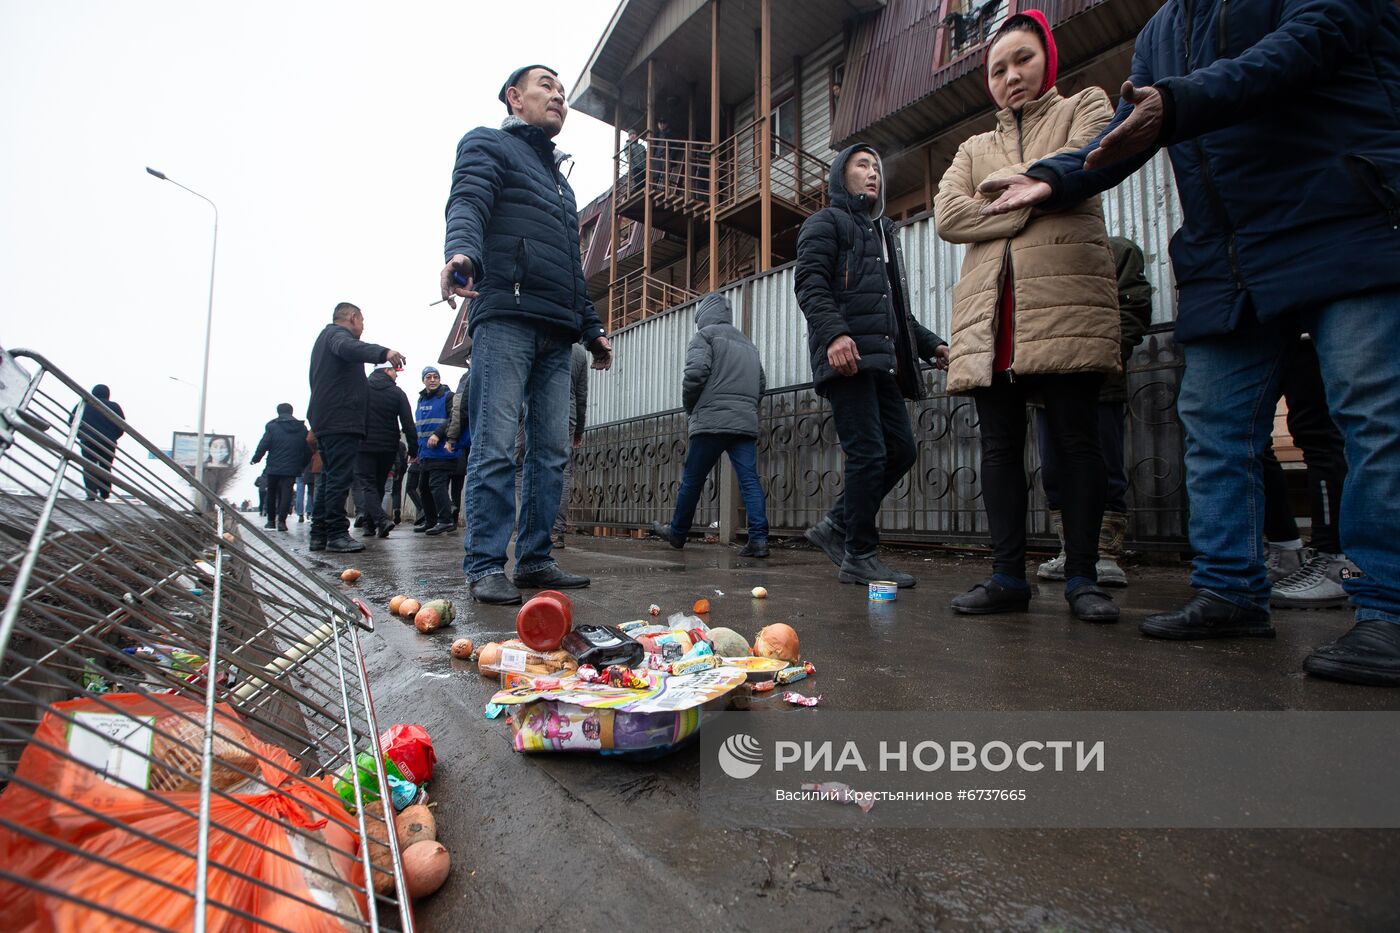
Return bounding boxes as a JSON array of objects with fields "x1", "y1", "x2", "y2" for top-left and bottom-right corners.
[{"x1": 290, "y1": 521, "x2": 1400, "y2": 932}]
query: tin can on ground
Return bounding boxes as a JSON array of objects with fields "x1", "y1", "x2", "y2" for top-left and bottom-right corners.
[{"x1": 868, "y1": 581, "x2": 898, "y2": 601}]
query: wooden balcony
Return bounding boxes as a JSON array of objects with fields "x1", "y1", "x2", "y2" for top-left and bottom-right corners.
[{"x1": 606, "y1": 270, "x2": 699, "y2": 332}]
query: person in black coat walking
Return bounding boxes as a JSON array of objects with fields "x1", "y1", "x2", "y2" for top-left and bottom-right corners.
[
  {"x1": 306, "y1": 302, "x2": 405, "y2": 553},
  {"x1": 251, "y1": 403, "x2": 310, "y2": 530},
  {"x1": 356, "y1": 363, "x2": 417, "y2": 538},
  {"x1": 74, "y1": 384, "x2": 125, "y2": 501},
  {"x1": 795, "y1": 144, "x2": 949, "y2": 588},
  {"x1": 251, "y1": 403, "x2": 312, "y2": 530}
]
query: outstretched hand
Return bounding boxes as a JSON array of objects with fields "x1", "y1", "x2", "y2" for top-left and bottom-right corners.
[
  {"x1": 589, "y1": 335, "x2": 614, "y2": 371},
  {"x1": 979, "y1": 175, "x2": 1052, "y2": 216},
  {"x1": 1085, "y1": 82, "x2": 1163, "y2": 171}
]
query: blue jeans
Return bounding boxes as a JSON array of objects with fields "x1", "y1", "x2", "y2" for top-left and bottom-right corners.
[
  {"x1": 1178, "y1": 288, "x2": 1400, "y2": 621},
  {"x1": 669, "y1": 433, "x2": 769, "y2": 542},
  {"x1": 464, "y1": 319, "x2": 572, "y2": 582}
]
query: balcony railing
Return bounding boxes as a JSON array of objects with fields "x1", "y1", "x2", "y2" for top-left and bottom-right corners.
[
  {"x1": 608, "y1": 269, "x2": 698, "y2": 331},
  {"x1": 713, "y1": 117, "x2": 829, "y2": 218},
  {"x1": 615, "y1": 134, "x2": 712, "y2": 216}
]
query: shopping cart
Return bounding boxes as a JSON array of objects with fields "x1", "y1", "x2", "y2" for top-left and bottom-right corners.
[{"x1": 0, "y1": 347, "x2": 414, "y2": 932}]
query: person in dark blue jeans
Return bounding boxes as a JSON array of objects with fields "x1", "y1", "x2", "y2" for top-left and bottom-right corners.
[
  {"x1": 651, "y1": 294, "x2": 769, "y2": 557},
  {"x1": 981, "y1": 0, "x2": 1400, "y2": 684},
  {"x1": 439, "y1": 65, "x2": 613, "y2": 604}
]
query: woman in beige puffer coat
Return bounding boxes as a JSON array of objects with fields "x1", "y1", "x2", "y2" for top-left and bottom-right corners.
[{"x1": 934, "y1": 10, "x2": 1121, "y2": 623}]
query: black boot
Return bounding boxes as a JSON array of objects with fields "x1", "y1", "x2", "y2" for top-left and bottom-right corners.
[
  {"x1": 738, "y1": 540, "x2": 769, "y2": 559},
  {"x1": 378, "y1": 521, "x2": 395, "y2": 538},
  {"x1": 804, "y1": 518, "x2": 846, "y2": 568},
  {"x1": 361, "y1": 521, "x2": 378, "y2": 537},
  {"x1": 308, "y1": 538, "x2": 326, "y2": 552},
  {"x1": 277, "y1": 518, "x2": 288, "y2": 532},
  {"x1": 1066, "y1": 583, "x2": 1119, "y2": 623},
  {"x1": 650, "y1": 521, "x2": 686, "y2": 549},
  {"x1": 470, "y1": 573, "x2": 523, "y2": 605},
  {"x1": 1303, "y1": 620, "x2": 1400, "y2": 686},
  {"x1": 264, "y1": 519, "x2": 276, "y2": 530},
  {"x1": 1140, "y1": 590, "x2": 1275, "y2": 640},
  {"x1": 326, "y1": 534, "x2": 365, "y2": 553},
  {"x1": 513, "y1": 564, "x2": 590, "y2": 589},
  {"x1": 838, "y1": 553, "x2": 915, "y2": 588},
  {"x1": 951, "y1": 578, "x2": 1032, "y2": 614}
]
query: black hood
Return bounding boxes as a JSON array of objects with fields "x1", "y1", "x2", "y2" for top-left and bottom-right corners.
[
  {"x1": 827, "y1": 143, "x2": 886, "y2": 220},
  {"x1": 368, "y1": 369, "x2": 398, "y2": 391},
  {"x1": 695, "y1": 292, "x2": 733, "y2": 329}
]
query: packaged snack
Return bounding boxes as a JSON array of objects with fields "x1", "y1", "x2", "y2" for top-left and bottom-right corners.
[{"x1": 378, "y1": 723, "x2": 435, "y2": 784}]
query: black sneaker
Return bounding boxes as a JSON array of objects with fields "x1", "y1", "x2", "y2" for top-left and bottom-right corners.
[
  {"x1": 650, "y1": 521, "x2": 685, "y2": 549},
  {"x1": 361, "y1": 522, "x2": 378, "y2": 537},
  {"x1": 326, "y1": 535, "x2": 365, "y2": 553},
  {"x1": 413, "y1": 522, "x2": 431, "y2": 533},
  {"x1": 470, "y1": 573, "x2": 523, "y2": 605},
  {"x1": 804, "y1": 519, "x2": 846, "y2": 568},
  {"x1": 378, "y1": 522, "x2": 395, "y2": 538},
  {"x1": 738, "y1": 540, "x2": 769, "y2": 559},
  {"x1": 263, "y1": 520, "x2": 276, "y2": 530},
  {"x1": 951, "y1": 579, "x2": 1031, "y2": 614},
  {"x1": 513, "y1": 564, "x2": 590, "y2": 589},
  {"x1": 308, "y1": 538, "x2": 326, "y2": 552},
  {"x1": 1303, "y1": 620, "x2": 1400, "y2": 686},
  {"x1": 277, "y1": 519, "x2": 288, "y2": 532},
  {"x1": 425, "y1": 522, "x2": 456, "y2": 536},
  {"x1": 1140, "y1": 590, "x2": 1274, "y2": 640}
]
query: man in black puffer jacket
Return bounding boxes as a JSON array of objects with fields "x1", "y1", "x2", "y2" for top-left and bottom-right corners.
[
  {"x1": 795, "y1": 144, "x2": 950, "y2": 587},
  {"x1": 651, "y1": 294, "x2": 770, "y2": 558},
  {"x1": 356, "y1": 363, "x2": 417, "y2": 538},
  {"x1": 251, "y1": 403, "x2": 312, "y2": 531},
  {"x1": 438, "y1": 64, "x2": 615, "y2": 606}
]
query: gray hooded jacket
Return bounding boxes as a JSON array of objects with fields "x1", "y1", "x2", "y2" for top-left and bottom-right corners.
[{"x1": 682, "y1": 294, "x2": 766, "y2": 438}]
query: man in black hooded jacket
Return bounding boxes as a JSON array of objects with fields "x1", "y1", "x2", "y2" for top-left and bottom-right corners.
[
  {"x1": 251, "y1": 403, "x2": 312, "y2": 531},
  {"x1": 795, "y1": 144, "x2": 949, "y2": 587},
  {"x1": 75, "y1": 384, "x2": 125, "y2": 501}
]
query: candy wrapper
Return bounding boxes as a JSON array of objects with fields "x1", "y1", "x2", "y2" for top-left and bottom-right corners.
[
  {"x1": 782, "y1": 692, "x2": 821, "y2": 707},
  {"x1": 751, "y1": 680, "x2": 776, "y2": 693},
  {"x1": 801, "y1": 781, "x2": 874, "y2": 813},
  {"x1": 775, "y1": 661, "x2": 817, "y2": 686},
  {"x1": 575, "y1": 664, "x2": 661, "y2": 690}
]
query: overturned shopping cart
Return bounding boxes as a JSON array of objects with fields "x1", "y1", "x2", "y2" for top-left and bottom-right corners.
[{"x1": 0, "y1": 347, "x2": 414, "y2": 932}]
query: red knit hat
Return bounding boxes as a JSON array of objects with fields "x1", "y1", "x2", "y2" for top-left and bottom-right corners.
[{"x1": 986, "y1": 9, "x2": 1059, "y2": 102}]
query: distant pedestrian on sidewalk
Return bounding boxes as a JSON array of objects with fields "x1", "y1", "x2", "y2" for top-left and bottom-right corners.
[
  {"x1": 74, "y1": 384, "x2": 125, "y2": 501},
  {"x1": 446, "y1": 364, "x2": 472, "y2": 528},
  {"x1": 651, "y1": 294, "x2": 769, "y2": 558},
  {"x1": 439, "y1": 63, "x2": 614, "y2": 605},
  {"x1": 795, "y1": 144, "x2": 949, "y2": 588},
  {"x1": 307, "y1": 302, "x2": 406, "y2": 553},
  {"x1": 356, "y1": 362, "x2": 417, "y2": 538},
  {"x1": 251, "y1": 403, "x2": 312, "y2": 531},
  {"x1": 414, "y1": 367, "x2": 457, "y2": 536}
]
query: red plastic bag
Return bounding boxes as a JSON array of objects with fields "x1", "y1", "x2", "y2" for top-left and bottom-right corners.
[
  {"x1": 378, "y1": 723, "x2": 435, "y2": 784},
  {"x1": 0, "y1": 693, "x2": 366, "y2": 933}
]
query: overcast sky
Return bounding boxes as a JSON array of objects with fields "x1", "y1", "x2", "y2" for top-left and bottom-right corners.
[{"x1": 1, "y1": 0, "x2": 620, "y2": 505}]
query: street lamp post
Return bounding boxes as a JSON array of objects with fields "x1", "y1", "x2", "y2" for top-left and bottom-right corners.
[{"x1": 146, "y1": 167, "x2": 218, "y2": 507}]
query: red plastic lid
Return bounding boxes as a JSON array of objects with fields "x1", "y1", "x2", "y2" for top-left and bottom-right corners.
[
  {"x1": 516, "y1": 595, "x2": 572, "y2": 651},
  {"x1": 534, "y1": 590, "x2": 574, "y2": 625}
]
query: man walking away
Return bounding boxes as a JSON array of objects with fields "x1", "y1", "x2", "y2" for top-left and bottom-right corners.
[
  {"x1": 75, "y1": 384, "x2": 125, "y2": 501},
  {"x1": 307, "y1": 302, "x2": 406, "y2": 553},
  {"x1": 795, "y1": 144, "x2": 950, "y2": 587},
  {"x1": 651, "y1": 294, "x2": 769, "y2": 557},
  {"x1": 251, "y1": 403, "x2": 311, "y2": 531},
  {"x1": 414, "y1": 367, "x2": 457, "y2": 536},
  {"x1": 357, "y1": 362, "x2": 417, "y2": 538},
  {"x1": 553, "y1": 344, "x2": 589, "y2": 548},
  {"x1": 439, "y1": 63, "x2": 614, "y2": 605}
]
